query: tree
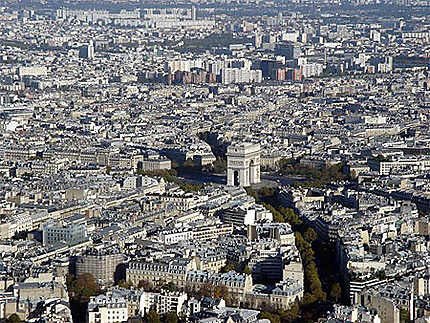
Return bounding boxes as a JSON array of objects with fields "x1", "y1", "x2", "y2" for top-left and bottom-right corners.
[
  {"x1": 304, "y1": 228, "x2": 317, "y2": 243},
  {"x1": 302, "y1": 247, "x2": 315, "y2": 264},
  {"x1": 117, "y1": 279, "x2": 132, "y2": 289},
  {"x1": 400, "y1": 308, "x2": 411, "y2": 323},
  {"x1": 302, "y1": 292, "x2": 317, "y2": 305},
  {"x1": 220, "y1": 262, "x2": 236, "y2": 273},
  {"x1": 260, "y1": 186, "x2": 275, "y2": 198},
  {"x1": 278, "y1": 303, "x2": 299, "y2": 322},
  {"x1": 258, "y1": 312, "x2": 280, "y2": 323},
  {"x1": 162, "y1": 281, "x2": 177, "y2": 292},
  {"x1": 146, "y1": 309, "x2": 161, "y2": 323},
  {"x1": 243, "y1": 265, "x2": 252, "y2": 275},
  {"x1": 213, "y1": 157, "x2": 227, "y2": 173},
  {"x1": 376, "y1": 270, "x2": 386, "y2": 280},
  {"x1": 213, "y1": 285, "x2": 229, "y2": 299},
  {"x1": 245, "y1": 187, "x2": 260, "y2": 202},
  {"x1": 330, "y1": 282, "x2": 342, "y2": 302},
  {"x1": 171, "y1": 161, "x2": 179, "y2": 169},
  {"x1": 69, "y1": 273, "x2": 99, "y2": 300},
  {"x1": 165, "y1": 311, "x2": 179, "y2": 323},
  {"x1": 199, "y1": 283, "x2": 214, "y2": 298},
  {"x1": 6, "y1": 314, "x2": 22, "y2": 323},
  {"x1": 138, "y1": 279, "x2": 153, "y2": 291},
  {"x1": 294, "y1": 231, "x2": 305, "y2": 246},
  {"x1": 313, "y1": 288, "x2": 327, "y2": 302},
  {"x1": 183, "y1": 158, "x2": 197, "y2": 169},
  {"x1": 376, "y1": 154, "x2": 390, "y2": 162}
]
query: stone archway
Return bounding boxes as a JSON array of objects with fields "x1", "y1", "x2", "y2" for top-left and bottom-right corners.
[{"x1": 227, "y1": 143, "x2": 261, "y2": 187}]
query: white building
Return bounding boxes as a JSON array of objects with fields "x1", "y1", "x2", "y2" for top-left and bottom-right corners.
[
  {"x1": 379, "y1": 158, "x2": 430, "y2": 175},
  {"x1": 18, "y1": 66, "x2": 48, "y2": 77},
  {"x1": 139, "y1": 290, "x2": 188, "y2": 315},
  {"x1": 221, "y1": 68, "x2": 262, "y2": 85},
  {"x1": 301, "y1": 63, "x2": 323, "y2": 78},
  {"x1": 42, "y1": 219, "x2": 88, "y2": 246},
  {"x1": 87, "y1": 295, "x2": 128, "y2": 323},
  {"x1": 165, "y1": 58, "x2": 204, "y2": 73},
  {"x1": 159, "y1": 228, "x2": 194, "y2": 244}
]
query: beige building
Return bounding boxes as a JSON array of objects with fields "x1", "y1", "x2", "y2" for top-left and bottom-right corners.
[
  {"x1": 0, "y1": 292, "x2": 17, "y2": 320},
  {"x1": 193, "y1": 223, "x2": 233, "y2": 241},
  {"x1": 126, "y1": 258, "x2": 196, "y2": 288},
  {"x1": 361, "y1": 292, "x2": 400, "y2": 323},
  {"x1": 141, "y1": 158, "x2": 171, "y2": 172},
  {"x1": 76, "y1": 251, "x2": 125, "y2": 286},
  {"x1": 196, "y1": 254, "x2": 227, "y2": 273}
]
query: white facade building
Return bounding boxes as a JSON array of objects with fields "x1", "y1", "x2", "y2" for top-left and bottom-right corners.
[
  {"x1": 87, "y1": 295, "x2": 128, "y2": 323},
  {"x1": 42, "y1": 220, "x2": 87, "y2": 246},
  {"x1": 222, "y1": 68, "x2": 262, "y2": 84},
  {"x1": 139, "y1": 290, "x2": 188, "y2": 315},
  {"x1": 301, "y1": 63, "x2": 323, "y2": 78},
  {"x1": 159, "y1": 228, "x2": 194, "y2": 244}
]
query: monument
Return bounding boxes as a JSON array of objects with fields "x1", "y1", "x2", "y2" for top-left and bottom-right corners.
[{"x1": 226, "y1": 143, "x2": 261, "y2": 187}]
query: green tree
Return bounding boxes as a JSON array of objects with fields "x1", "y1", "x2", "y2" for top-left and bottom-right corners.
[
  {"x1": 138, "y1": 279, "x2": 153, "y2": 291},
  {"x1": 221, "y1": 262, "x2": 236, "y2": 273},
  {"x1": 295, "y1": 232, "x2": 306, "y2": 250},
  {"x1": 302, "y1": 247, "x2": 315, "y2": 264},
  {"x1": 302, "y1": 292, "x2": 317, "y2": 305},
  {"x1": 69, "y1": 273, "x2": 99, "y2": 300},
  {"x1": 146, "y1": 309, "x2": 161, "y2": 323},
  {"x1": 258, "y1": 312, "x2": 280, "y2": 323},
  {"x1": 245, "y1": 187, "x2": 260, "y2": 202},
  {"x1": 165, "y1": 311, "x2": 179, "y2": 323},
  {"x1": 199, "y1": 283, "x2": 214, "y2": 298},
  {"x1": 213, "y1": 285, "x2": 229, "y2": 299},
  {"x1": 273, "y1": 212, "x2": 285, "y2": 223},
  {"x1": 313, "y1": 288, "x2": 327, "y2": 302},
  {"x1": 278, "y1": 303, "x2": 299, "y2": 322},
  {"x1": 243, "y1": 265, "x2": 252, "y2": 275},
  {"x1": 330, "y1": 282, "x2": 342, "y2": 302},
  {"x1": 376, "y1": 154, "x2": 390, "y2": 162},
  {"x1": 6, "y1": 314, "x2": 22, "y2": 323},
  {"x1": 400, "y1": 308, "x2": 411, "y2": 323},
  {"x1": 213, "y1": 157, "x2": 227, "y2": 173},
  {"x1": 162, "y1": 281, "x2": 177, "y2": 292},
  {"x1": 260, "y1": 186, "x2": 275, "y2": 198},
  {"x1": 117, "y1": 279, "x2": 132, "y2": 289},
  {"x1": 304, "y1": 228, "x2": 317, "y2": 243},
  {"x1": 183, "y1": 158, "x2": 197, "y2": 169}
]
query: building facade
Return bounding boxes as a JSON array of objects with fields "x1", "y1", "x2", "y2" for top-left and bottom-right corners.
[{"x1": 75, "y1": 250, "x2": 125, "y2": 286}]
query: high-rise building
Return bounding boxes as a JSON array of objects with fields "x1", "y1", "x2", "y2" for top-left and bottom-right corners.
[
  {"x1": 79, "y1": 40, "x2": 95, "y2": 59},
  {"x1": 275, "y1": 43, "x2": 301, "y2": 59},
  {"x1": 260, "y1": 59, "x2": 280, "y2": 79},
  {"x1": 254, "y1": 31, "x2": 262, "y2": 48},
  {"x1": 191, "y1": 6, "x2": 197, "y2": 20}
]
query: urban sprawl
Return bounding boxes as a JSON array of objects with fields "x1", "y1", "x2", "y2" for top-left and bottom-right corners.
[{"x1": 1, "y1": 0, "x2": 430, "y2": 322}]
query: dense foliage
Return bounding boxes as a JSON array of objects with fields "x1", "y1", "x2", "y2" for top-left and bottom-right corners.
[
  {"x1": 246, "y1": 187, "x2": 343, "y2": 322},
  {"x1": 277, "y1": 159, "x2": 347, "y2": 188},
  {"x1": 66, "y1": 273, "x2": 100, "y2": 323}
]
